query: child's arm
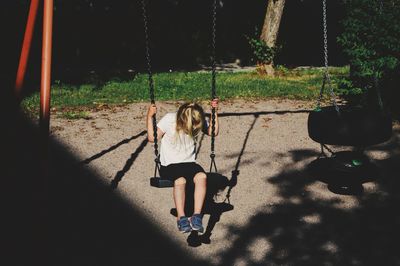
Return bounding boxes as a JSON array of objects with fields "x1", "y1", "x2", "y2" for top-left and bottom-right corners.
[
  {"x1": 208, "y1": 98, "x2": 219, "y2": 137},
  {"x1": 146, "y1": 104, "x2": 164, "y2": 142}
]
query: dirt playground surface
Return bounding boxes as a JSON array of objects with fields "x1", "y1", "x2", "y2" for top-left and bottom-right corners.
[{"x1": 48, "y1": 99, "x2": 400, "y2": 266}]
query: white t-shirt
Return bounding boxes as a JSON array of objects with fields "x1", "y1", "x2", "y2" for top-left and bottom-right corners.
[{"x1": 157, "y1": 112, "x2": 197, "y2": 166}]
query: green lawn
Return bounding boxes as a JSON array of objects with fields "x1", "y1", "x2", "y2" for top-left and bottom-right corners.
[{"x1": 21, "y1": 66, "x2": 350, "y2": 115}]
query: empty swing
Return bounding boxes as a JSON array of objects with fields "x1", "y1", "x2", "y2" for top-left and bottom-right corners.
[{"x1": 307, "y1": 0, "x2": 392, "y2": 174}]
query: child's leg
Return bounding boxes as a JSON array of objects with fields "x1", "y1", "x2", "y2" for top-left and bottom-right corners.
[
  {"x1": 193, "y1": 172, "x2": 207, "y2": 214},
  {"x1": 173, "y1": 177, "x2": 186, "y2": 219}
]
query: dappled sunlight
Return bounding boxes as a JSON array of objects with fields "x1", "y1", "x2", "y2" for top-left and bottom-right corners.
[
  {"x1": 300, "y1": 213, "x2": 321, "y2": 225},
  {"x1": 4, "y1": 104, "x2": 212, "y2": 265},
  {"x1": 321, "y1": 241, "x2": 339, "y2": 254},
  {"x1": 304, "y1": 183, "x2": 361, "y2": 209},
  {"x1": 5, "y1": 0, "x2": 398, "y2": 263},
  {"x1": 7, "y1": 98, "x2": 399, "y2": 265},
  {"x1": 248, "y1": 237, "x2": 273, "y2": 262}
]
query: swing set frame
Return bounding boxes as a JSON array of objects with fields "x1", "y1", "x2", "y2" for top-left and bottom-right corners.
[
  {"x1": 15, "y1": 0, "x2": 54, "y2": 146},
  {"x1": 15, "y1": 0, "x2": 219, "y2": 184}
]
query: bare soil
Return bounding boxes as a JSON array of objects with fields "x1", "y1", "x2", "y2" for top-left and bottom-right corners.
[{"x1": 49, "y1": 99, "x2": 400, "y2": 265}]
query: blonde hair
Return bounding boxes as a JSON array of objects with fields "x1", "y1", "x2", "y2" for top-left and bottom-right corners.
[{"x1": 176, "y1": 102, "x2": 204, "y2": 140}]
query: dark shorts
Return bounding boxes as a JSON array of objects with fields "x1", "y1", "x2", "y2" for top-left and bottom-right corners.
[{"x1": 160, "y1": 162, "x2": 206, "y2": 184}]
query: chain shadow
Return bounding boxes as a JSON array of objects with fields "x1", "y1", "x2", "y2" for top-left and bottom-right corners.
[
  {"x1": 198, "y1": 114, "x2": 259, "y2": 246},
  {"x1": 82, "y1": 130, "x2": 146, "y2": 164},
  {"x1": 110, "y1": 138, "x2": 148, "y2": 189},
  {"x1": 205, "y1": 109, "x2": 310, "y2": 118},
  {"x1": 225, "y1": 114, "x2": 259, "y2": 202},
  {"x1": 3, "y1": 96, "x2": 211, "y2": 266}
]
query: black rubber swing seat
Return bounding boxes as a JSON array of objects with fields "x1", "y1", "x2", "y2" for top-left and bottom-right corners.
[
  {"x1": 308, "y1": 106, "x2": 392, "y2": 146},
  {"x1": 150, "y1": 177, "x2": 174, "y2": 188}
]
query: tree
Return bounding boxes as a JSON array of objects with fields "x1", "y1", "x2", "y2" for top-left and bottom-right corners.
[
  {"x1": 259, "y1": 0, "x2": 285, "y2": 75},
  {"x1": 338, "y1": 0, "x2": 400, "y2": 112}
]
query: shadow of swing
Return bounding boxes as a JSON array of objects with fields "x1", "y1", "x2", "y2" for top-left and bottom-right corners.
[
  {"x1": 81, "y1": 130, "x2": 147, "y2": 164},
  {"x1": 3, "y1": 94, "x2": 211, "y2": 266},
  {"x1": 79, "y1": 129, "x2": 149, "y2": 190},
  {"x1": 170, "y1": 172, "x2": 235, "y2": 247},
  {"x1": 170, "y1": 115, "x2": 258, "y2": 246},
  {"x1": 307, "y1": 152, "x2": 380, "y2": 195},
  {"x1": 110, "y1": 138, "x2": 149, "y2": 189}
]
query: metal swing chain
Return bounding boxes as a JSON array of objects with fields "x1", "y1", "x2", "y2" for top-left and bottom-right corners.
[
  {"x1": 210, "y1": 0, "x2": 218, "y2": 173},
  {"x1": 317, "y1": 0, "x2": 340, "y2": 114},
  {"x1": 141, "y1": 0, "x2": 160, "y2": 173},
  {"x1": 318, "y1": 0, "x2": 340, "y2": 158}
]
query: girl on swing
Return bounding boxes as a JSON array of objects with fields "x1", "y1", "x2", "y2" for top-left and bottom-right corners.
[{"x1": 146, "y1": 99, "x2": 219, "y2": 233}]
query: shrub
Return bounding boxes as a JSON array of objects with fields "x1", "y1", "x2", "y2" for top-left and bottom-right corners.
[
  {"x1": 338, "y1": 0, "x2": 400, "y2": 111},
  {"x1": 247, "y1": 37, "x2": 277, "y2": 65}
]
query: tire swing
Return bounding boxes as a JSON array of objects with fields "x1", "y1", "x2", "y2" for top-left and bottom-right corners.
[
  {"x1": 307, "y1": 0, "x2": 392, "y2": 191},
  {"x1": 141, "y1": 0, "x2": 220, "y2": 188}
]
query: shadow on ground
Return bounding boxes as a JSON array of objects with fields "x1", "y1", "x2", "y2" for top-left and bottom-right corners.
[
  {"x1": 217, "y1": 129, "x2": 400, "y2": 266},
  {"x1": 180, "y1": 114, "x2": 259, "y2": 247},
  {"x1": 3, "y1": 94, "x2": 210, "y2": 266},
  {"x1": 169, "y1": 172, "x2": 235, "y2": 247},
  {"x1": 4, "y1": 89, "x2": 400, "y2": 265}
]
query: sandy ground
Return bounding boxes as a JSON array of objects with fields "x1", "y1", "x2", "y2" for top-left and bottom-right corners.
[{"x1": 48, "y1": 99, "x2": 400, "y2": 265}]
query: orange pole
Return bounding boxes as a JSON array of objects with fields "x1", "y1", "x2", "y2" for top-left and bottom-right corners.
[
  {"x1": 15, "y1": 0, "x2": 40, "y2": 99},
  {"x1": 38, "y1": 2, "x2": 53, "y2": 262},
  {"x1": 40, "y1": 0, "x2": 53, "y2": 138}
]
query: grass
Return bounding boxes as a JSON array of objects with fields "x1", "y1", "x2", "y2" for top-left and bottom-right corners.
[{"x1": 21, "y1": 66, "x2": 351, "y2": 117}]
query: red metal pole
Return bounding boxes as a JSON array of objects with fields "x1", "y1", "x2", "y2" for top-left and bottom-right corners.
[
  {"x1": 40, "y1": 0, "x2": 53, "y2": 138},
  {"x1": 38, "y1": 2, "x2": 53, "y2": 263},
  {"x1": 15, "y1": 0, "x2": 40, "y2": 99}
]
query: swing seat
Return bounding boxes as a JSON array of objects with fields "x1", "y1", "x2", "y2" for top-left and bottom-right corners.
[
  {"x1": 150, "y1": 177, "x2": 174, "y2": 188},
  {"x1": 308, "y1": 106, "x2": 392, "y2": 146}
]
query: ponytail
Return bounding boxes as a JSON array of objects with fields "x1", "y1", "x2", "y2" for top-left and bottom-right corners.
[{"x1": 176, "y1": 103, "x2": 204, "y2": 139}]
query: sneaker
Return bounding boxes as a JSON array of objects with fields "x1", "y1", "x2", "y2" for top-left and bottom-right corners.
[
  {"x1": 177, "y1": 216, "x2": 192, "y2": 233},
  {"x1": 190, "y1": 214, "x2": 204, "y2": 233}
]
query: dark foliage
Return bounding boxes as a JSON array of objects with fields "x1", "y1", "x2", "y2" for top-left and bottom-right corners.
[
  {"x1": 3, "y1": 0, "x2": 345, "y2": 90},
  {"x1": 338, "y1": 0, "x2": 400, "y2": 113}
]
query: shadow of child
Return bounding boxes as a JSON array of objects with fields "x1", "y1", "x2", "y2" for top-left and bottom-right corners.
[{"x1": 170, "y1": 172, "x2": 235, "y2": 247}]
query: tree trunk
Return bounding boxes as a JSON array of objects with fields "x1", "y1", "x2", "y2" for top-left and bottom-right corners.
[{"x1": 260, "y1": 0, "x2": 286, "y2": 75}]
